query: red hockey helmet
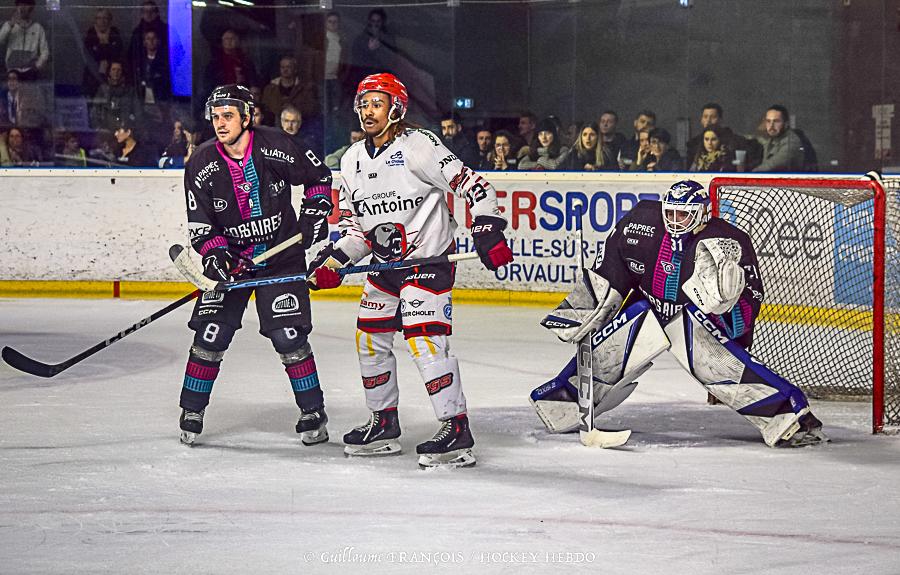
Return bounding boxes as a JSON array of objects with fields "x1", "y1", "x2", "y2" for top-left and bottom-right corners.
[{"x1": 354, "y1": 73, "x2": 409, "y2": 122}]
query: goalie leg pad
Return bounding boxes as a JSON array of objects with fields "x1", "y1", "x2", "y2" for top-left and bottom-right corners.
[
  {"x1": 407, "y1": 335, "x2": 466, "y2": 420},
  {"x1": 532, "y1": 300, "x2": 670, "y2": 433},
  {"x1": 666, "y1": 305, "x2": 819, "y2": 447},
  {"x1": 540, "y1": 267, "x2": 624, "y2": 343},
  {"x1": 356, "y1": 329, "x2": 399, "y2": 412}
]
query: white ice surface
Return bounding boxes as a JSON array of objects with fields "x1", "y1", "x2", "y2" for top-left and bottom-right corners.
[{"x1": 1, "y1": 298, "x2": 899, "y2": 574}]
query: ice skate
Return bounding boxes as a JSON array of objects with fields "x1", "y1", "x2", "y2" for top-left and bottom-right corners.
[
  {"x1": 343, "y1": 408, "x2": 402, "y2": 456},
  {"x1": 296, "y1": 406, "x2": 329, "y2": 446},
  {"x1": 179, "y1": 408, "x2": 205, "y2": 446},
  {"x1": 778, "y1": 412, "x2": 830, "y2": 447},
  {"x1": 416, "y1": 414, "x2": 476, "y2": 469}
]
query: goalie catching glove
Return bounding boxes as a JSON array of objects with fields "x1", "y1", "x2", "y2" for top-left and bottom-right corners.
[
  {"x1": 298, "y1": 195, "x2": 334, "y2": 250},
  {"x1": 540, "y1": 267, "x2": 624, "y2": 343},
  {"x1": 683, "y1": 237, "x2": 745, "y2": 315},
  {"x1": 307, "y1": 243, "x2": 351, "y2": 290},
  {"x1": 202, "y1": 246, "x2": 251, "y2": 281},
  {"x1": 471, "y1": 215, "x2": 514, "y2": 271}
]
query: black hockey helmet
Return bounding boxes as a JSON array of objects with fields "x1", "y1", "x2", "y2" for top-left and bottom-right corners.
[{"x1": 204, "y1": 84, "x2": 255, "y2": 122}]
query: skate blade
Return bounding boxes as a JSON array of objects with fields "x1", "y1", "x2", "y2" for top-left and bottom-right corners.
[
  {"x1": 417, "y1": 449, "x2": 476, "y2": 469},
  {"x1": 343, "y1": 440, "x2": 402, "y2": 457},
  {"x1": 782, "y1": 428, "x2": 831, "y2": 448},
  {"x1": 180, "y1": 430, "x2": 198, "y2": 446},
  {"x1": 530, "y1": 398, "x2": 580, "y2": 434},
  {"x1": 579, "y1": 428, "x2": 631, "y2": 448},
  {"x1": 300, "y1": 428, "x2": 329, "y2": 446}
]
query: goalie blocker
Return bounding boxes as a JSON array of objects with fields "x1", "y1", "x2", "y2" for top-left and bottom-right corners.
[{"x1": 535, "y1": 293, "x2": 827, "y2": 448}]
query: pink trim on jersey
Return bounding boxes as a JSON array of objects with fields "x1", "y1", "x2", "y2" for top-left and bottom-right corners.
[
  {"x1": 215, "y1": 131, "x2": 255, "y2": 220},
  {"x1": 286, "y1": 356, "x2": 317, "y2": 378},
  {"x1": 199, "y1": 236, "x2": 228, "y2": 255},
  {"x1": 651, "y1": 233, "x2": 674, "y2": 299},
  {"x1": 737, "y1": 298, "x2": 753, "y2": 336},
  {"x1": 305, "y1": 184, "x2": 331, "y2": 199},
  {"x1": 186, "y1": 361, "x2": 220, "y2": 380}
]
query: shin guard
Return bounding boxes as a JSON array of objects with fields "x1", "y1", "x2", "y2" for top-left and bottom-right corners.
[{"x1": 408, "y1": 335, "x2": 466, "y2": 420}]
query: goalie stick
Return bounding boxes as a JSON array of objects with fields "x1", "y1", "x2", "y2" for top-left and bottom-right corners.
[
  {"x1": 2, "y1": 233, "x2": 304, "y2": 378},
  {"x1": 169, "y1": 244, "x2": 480, "y2": 292},
  {"x1": 575, "y1": 201, "x2": 631, "y2": 448}
]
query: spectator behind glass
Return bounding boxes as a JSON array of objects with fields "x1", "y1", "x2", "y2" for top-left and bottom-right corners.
[
  {"x1": 627, "y1": 129, "x2": 650, "y2": 171},
  {"x1": 515, "y1": 111, "x2": 536, "y2": 158},
  {"x1": 324, "y1": 127, "x2": 364, "y2": 169},
  {"x1": 4, "y1": 126, "x2": 42, "y2": 165},
  {"x1": 90, "y1": 60, "x2": 137, "y2": 132},
  {"x1": 0, "y1": 0, "x2": 50, "y2": 80},
  {"x1": 751, "y1": 104, "x2": 806, "y2": 173},
  {"x1": 323, "y1": 11, "x2": 347, "y2": 115},
  {"x1": 598, "y1": 110, "x2": 626, "y2": 167},
  {"x1": 83, "y1": 8, "x2": 123, "y2": 97},
  {"x1": 518, "y1": 118, "x2": 570, "y2": 171},
  {"x1": 689, "y1": 125, "x2": 735, "y2": 172},
  {"x1": 684, "y1": 102, "x2": 761, "y2": 171},
  {"x1": 261, "y1": 56, "x2": 319, "y2": 127},
  {"x1": 489, "y1": 130, "x2": 516, "y2": 171},
  {"x1": 135, "y1": 29, "x2": 170, "y2": 151},
  {"x1": 618, "y1": 109, "x2": 656, "y2": 169},
  {"x1": 280, "y1": 104, "x2": 319, "y2": 154},
  {"x1": 439, "y1": 111, "x2": 478, "y2": 166},
  {"x1": 350, "y1": 8, "x2": 399, "y2": 79},
  {"x1": 474, "y1": 128, "x2": 493, "y2": 171},
  {"x1": 209, "y1": 29, "x2": 257, "y2": 88},
  {"x1": 562, "y1": 122, "x2": 615, "y2": 171},
  {"x1": 636, "y1": 127, "x2": 682, "y2": 172},
  {"x1": 128, "y1": 1, "x2": 167, "y2": 76},
  {"x1": 159, "y1": 119, "x2": 194, "y2": 168},
  {"x1": 57, "y1": 131, "x2": 87, "y2": 167},
  {"x1": 2, "y1": 69, "x2": 46, "y2": 133},
  {"x1": 113, "y1": 118, "x2": 156, "y2": 167}
]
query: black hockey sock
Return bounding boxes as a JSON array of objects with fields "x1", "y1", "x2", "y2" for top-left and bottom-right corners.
[{"x1": 180, "y1": 354, "x2": 221, "y2": 412}]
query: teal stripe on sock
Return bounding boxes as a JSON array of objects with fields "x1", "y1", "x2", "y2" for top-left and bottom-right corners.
[
  {"x1": 183, "y1": 376, "x2": 214, "y2": 393},
  {"x1": 290, "y1": 373, "x2": 320, "y2": 392}
]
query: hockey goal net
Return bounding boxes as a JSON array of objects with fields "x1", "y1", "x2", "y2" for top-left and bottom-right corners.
[{"x1": 709, "y1": 176, "x2": 899, "y2": 433}]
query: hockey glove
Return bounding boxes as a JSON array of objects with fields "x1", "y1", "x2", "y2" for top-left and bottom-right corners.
[
  {"x1": 307, "y1": 243, "x2": 351, "y2": 290},
  {"x1": 683, "y1": 237, "x2": 745, "y2": 315},
  {"x1": 202, "y1": 246, "x2": 248, "y2": 282},
  {"x1": 540, "y1": 267, "x2": 623, "y2": 343},
  {"x1": 471, "y1": 215, "x2": 514, "y2": 271},
  {"x1": 298, "y1": 195, "x2": 334, "y2": 250}
]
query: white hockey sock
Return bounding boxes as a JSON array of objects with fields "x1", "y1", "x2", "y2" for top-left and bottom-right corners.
[
  {"x1": 408, "y1": 335, "x2": 467, "y2": 420},
  {"x1": 356, "y1": 330, "x2": 399, "y2": 412}
]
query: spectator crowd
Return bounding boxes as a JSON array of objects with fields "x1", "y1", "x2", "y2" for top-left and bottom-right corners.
[{"x1": 0, "y1": 1, "x2": 819, "y2": 173}]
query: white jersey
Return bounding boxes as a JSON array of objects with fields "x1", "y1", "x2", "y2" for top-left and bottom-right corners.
[{"x1": 335, "y1": 128, "x2": 503, "y2": 263}]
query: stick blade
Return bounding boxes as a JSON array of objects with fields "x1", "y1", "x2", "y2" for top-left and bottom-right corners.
[
  {"x1": 579, "y1": 428, "x2": 632, "y2": 449},
  {"x1": 2, "y1": 346, "x2": 61, "y2": 378},
  {"x1": 169, "y1": 244, "x2": 219, "y2": 292}
]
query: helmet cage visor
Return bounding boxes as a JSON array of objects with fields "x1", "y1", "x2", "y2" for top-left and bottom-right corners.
[
  {"x1": 205, "y1": 98, "x2": 251, "y2": 121},
  {"x1": 662, "y1": 201, "x2": 706, "y2": 236}
]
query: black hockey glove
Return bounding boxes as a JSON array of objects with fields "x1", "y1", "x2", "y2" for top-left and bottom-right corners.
[
  {"x1": 298, "y1": 195, "x2": 334, "y2": 250},
  {"x1": 202, "y1": 247, "x2": 247, "y2": 282},
  {"x1": 471, "y1": 215, "x2": 514, "y2": 271},
  {"x1": 306, "y1": 243, "x2": 351, "y2": 290}
]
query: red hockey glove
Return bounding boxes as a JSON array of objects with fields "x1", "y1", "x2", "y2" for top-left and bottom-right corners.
[
  {"x1": 471, "y1": 215, "x2": 514, "y2": 271},
  {"x1": 307, "y1": 244, "x2": 350, "y2": 290}
]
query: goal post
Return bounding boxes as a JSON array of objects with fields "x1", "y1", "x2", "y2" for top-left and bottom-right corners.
[{"x1": 709, "y1": 175, "x2": 897, "y2": 433}]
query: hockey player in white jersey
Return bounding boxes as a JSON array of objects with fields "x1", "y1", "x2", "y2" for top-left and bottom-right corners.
[{"x1": 308, "y1": 73, "x2": 514, "y2": 468}]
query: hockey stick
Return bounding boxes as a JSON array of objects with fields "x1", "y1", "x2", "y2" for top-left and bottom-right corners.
[
  {"x1": 574, "y1": 202, "x2": 631, "y2": 448},
  {"x1": 170, "y1": 245, "x2": 480, "y2": 292},
  {"x1": 169, "y1": 232, "x2": 306, "y2": 292},
  {"x1": 2, "y1": 235, "x2": 304, "y2": 378},
  {"x1": 2, "y1": 290, "x2": 201, "y2": 378}
]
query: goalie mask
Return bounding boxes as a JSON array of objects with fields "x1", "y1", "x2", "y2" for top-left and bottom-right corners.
[
  {"x1": 354, "y1": 73, "x2": 409, "y2": 135},
  {"x1": 662, "y1": 180, "x2": 711, "y2": 237}
]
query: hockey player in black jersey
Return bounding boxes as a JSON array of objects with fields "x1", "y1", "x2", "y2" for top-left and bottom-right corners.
[
  {"x1": 532, "y1": 180, "x2": 827, "y2": 447},
  {"x1": 178, "y1": 84, "x2": 334, "y2": 446}
]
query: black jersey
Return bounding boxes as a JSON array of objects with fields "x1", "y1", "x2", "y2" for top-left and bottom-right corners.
[
  {"x1": 596, "y1": 199, "x2": 763, "y2": 346},
  {"x1": 184, "y1": 126, "x2": 332, "y2": 270}
]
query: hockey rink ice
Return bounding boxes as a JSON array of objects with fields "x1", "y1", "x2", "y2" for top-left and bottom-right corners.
[{"x1": 2, "y1": 297, "x2": 899, "y2": 574}]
